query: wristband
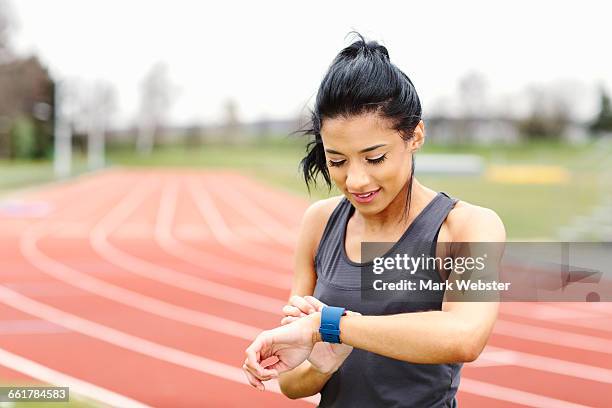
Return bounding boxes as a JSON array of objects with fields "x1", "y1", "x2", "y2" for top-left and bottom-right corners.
[{"x1": 319, "y1": 306, "x2": 346, "y2": 343}]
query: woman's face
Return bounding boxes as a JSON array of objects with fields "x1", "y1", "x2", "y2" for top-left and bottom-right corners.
[{"x1": 320, "y1": 112, "x2": 423, "y2": 215}]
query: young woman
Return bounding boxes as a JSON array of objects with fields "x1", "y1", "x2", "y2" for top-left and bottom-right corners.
[{"x1": 242, "y1": 33, "x2": 505, "y2": 407}]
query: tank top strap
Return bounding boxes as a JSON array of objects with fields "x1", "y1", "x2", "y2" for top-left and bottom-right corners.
[
  {"x1": 403, "y1": 191, "x2": 459, "y2": 243},
  {"x1": 314, "y1": 196, "x2": 352, "y2": 267}
]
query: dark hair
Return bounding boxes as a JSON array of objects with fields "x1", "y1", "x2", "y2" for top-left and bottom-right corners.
[{"x1": 297, "y1": 32, "x2": 422, "y2": 220}]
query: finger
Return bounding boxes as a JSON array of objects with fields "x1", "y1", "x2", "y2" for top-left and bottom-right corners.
[
  {"x1": 289, "y1": 295, "x2": 316, "y2": 314},
  {"x1": 282, "y1": 305, "x2": 305, "y2": 318},
  {"x1": 243, "y1": 364, "x2": 264, "y2": 391},
  {"x1": 245, "y1": 339, "x2": 266, "y2": 377},
  {"x1": 264, "y1": 359, "x2": 290, "y2": 375},
  {"x1": 304, "y1": 296, "x2": 327, "y2": 312},
  {"x1": 280, "y1": 316, "x2": 299, "y2": 325},
  {"x1": 245, "y1": 335, "x2": 279, "y2": 380},
  {"x1": 245, "y1": 362, "x2": 276, "y2": 382},
  {"x1": 345, "y1": 310, "x2": 362, "y2": 316}
]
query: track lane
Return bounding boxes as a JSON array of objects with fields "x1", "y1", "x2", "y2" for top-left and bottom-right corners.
[{"x1": 2, "y1": 167, "x2": 608, "y2": 406}]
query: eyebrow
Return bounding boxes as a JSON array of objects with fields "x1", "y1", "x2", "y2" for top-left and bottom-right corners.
[{"x1": 325, "y1": 143, "x2": 387, "y2": 155}]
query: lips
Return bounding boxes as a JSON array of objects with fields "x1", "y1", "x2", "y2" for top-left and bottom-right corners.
[{"x1": 350, "y1": 188, "x2": 381, "y2": 204}]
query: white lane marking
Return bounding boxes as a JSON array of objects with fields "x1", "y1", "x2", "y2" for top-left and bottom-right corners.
[
  {"x1": 157, "y1": 179, "x2": 292, "y2": 289},
  {"x1": 3, "y1": 282, "x2": 86, "y2": 297},
  {"x1": 494, "y1": 319, "x2": 612, "y2": 354},
  {"x1": 184, "y1": 178, "x2": 232, "y2": 245},
  {"x1": 558, "y1": 302, "x2": 612, "y2": 317},
  {"x1": 88, "y1": 178, "x2": 284, "y2": 314},
  {"x1": 0, "y1": 346, "x2": 150, "y2": 408},
  {"x1": 186, "y1": 177, "x2": 295, "y2": 267},
  {"x1": 202, "y1": 176, "x2": 297, "y2": 248},
  {"x1": 480, "y1": 346, "x2": 612, "y2": 384},
  {"x1": 500, "y1": 303, "x2": 612, "y2": 333},
  {"x1": 21, "y1": 220, "x2": 262, "y2": 340},
  {"x1": 460, "y1": 378, "x2": 592, "y2": 408},
  {"x1": 468, "y1": 349, "x2": 518, "y2": 367},
  {"x1": 0, "y1": 319, "x2": 68, "y2": 335},
  {"x1": 0, "y1": 285, "x2": 318, "y2": 405}
]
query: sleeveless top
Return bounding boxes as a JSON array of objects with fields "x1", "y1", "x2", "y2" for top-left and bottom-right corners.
[{"x1": 313, "y1": 192, "x2": 462, "y2": 408}]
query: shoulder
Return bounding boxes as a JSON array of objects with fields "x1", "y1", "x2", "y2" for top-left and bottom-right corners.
[
  {"x1": 445, "y1": 199, "x2": 506, "y2": 242},
  {"x1": 301, "y1": 195, "x2": 345, "y2": 236},
  {"x1": 296, "y1": 195, "x2": 345, "y2": 258}
]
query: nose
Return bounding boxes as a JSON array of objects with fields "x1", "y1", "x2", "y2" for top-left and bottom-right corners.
[{"x1": 345, "y1": 162, "x2": 370, "y2": 192}]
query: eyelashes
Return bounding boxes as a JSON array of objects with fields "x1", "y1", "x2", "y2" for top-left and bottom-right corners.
[
  {"x1": 367, "y1": 153, "x2": 387, "y2": 165},
  {"x1": 327, "y1": 153, "x2": 387, "y2": 168}
]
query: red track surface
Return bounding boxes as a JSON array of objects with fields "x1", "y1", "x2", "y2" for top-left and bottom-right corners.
[{"x1": 0, "y1": 168, "x2": 611, "y2": 407}]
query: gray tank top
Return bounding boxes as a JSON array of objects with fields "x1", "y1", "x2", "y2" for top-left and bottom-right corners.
[{"x1": 313, "y1": 192, "x2": 461, "y2": 408}]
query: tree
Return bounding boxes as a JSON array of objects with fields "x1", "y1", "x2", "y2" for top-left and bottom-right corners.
[
  {"x1": 0, "y1": 0, "x2": 13, "y2": 63},
  {"x1": 458, "y1": 71, "x2": 488, "y2": 117},
  {"x1": 518, "y1": 85, "x2": 571, "y2": 140},
  {"x1": 456, "y1": 71, "x2": 488, "y2": 143},
  {"x1": 222, "y1": 99, "x2": 241, "y2": 144},
  {"x1": 86, "y1": 81, "x2": 116, "y2": 169},
  {"x1": 136, "y1": 62, "x2": 174, "y2": 154},
  {"x1": 0, "y1": 57, "x2": 54, "y2": 158},
  {"x1": 590, "y1": 86, "x2": 612, "y2": 135}
]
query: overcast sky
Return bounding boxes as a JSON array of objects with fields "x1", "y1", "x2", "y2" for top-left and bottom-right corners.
[{"x1": 6, "y1": 0, "x2": 612, "y2": 128}]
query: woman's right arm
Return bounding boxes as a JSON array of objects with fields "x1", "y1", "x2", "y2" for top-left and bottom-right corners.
[{"x1": 278, "y1": 197, "x2": 340, "y2": 399}]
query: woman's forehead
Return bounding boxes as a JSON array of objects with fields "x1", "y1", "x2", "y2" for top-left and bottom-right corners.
[{"x1": 320, "y1": 113, "x2": 398, "y2": 151}]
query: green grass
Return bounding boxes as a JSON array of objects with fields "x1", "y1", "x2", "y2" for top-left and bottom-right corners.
[
  {"x1": 0, "y1": 157, "x2": 89, "y2": 197},
  {"x1": 418, "y1": 174, "x2": 601, "y2": 239}
]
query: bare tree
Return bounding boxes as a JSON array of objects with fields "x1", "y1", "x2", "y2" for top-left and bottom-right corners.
[
  {"x1": 136, "y1": 62, "x2": 174, "y2": 154},
  {"x1": 86, "y1": 81, "x2": 116, "y2": 169},
  {"x1": 57, "y1": 79, "x2": 116, "y2": 169},
  {"x1": 457, "y1": 71, "x2": 488, "y2": 143},
  {"x1": 518, "y1": 84, "x2": 571, "y2": 140},
  {"x1": 0, "y1": 0, "x2": 14, "y2": 63},
  {"x1": 222, "y1": 98, "x2": 241, "y2": 143},
  {"x1": 458, "y1": 71, "x2": 488, "y2": 117}
]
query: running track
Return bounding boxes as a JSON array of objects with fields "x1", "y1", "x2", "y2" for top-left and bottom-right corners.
[{"x1": 0, "y1": 168, "x2": 611, "y2": 407}]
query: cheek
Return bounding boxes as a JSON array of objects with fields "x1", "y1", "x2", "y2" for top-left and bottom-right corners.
[
  {"x1": 327, "y1": 166, "x2": 346, "y2": 185},
  {"x1": 380, "y1": 156, "x2": 411, "y2": 187}
]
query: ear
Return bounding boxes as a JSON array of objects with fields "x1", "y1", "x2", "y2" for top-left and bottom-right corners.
[{"x1": 410, "y1": 120, "x2": 425, "y2": 151}]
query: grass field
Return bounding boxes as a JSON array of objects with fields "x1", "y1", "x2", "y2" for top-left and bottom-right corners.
[
  {"x1": 0, "y1": 159, "x2": 89, "y2": 197},
  {"x1": 2, "y1": 136, "x2": 611, "y2": 239}
]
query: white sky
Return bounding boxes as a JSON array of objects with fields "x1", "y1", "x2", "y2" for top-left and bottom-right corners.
[{"x1": 6, "y1": 0, "x2": 612, "y2": 128}]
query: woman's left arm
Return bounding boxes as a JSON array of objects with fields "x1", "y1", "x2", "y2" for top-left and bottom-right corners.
[
  {"x1": 334, "y1": 206, "x2": 505, "y2": 364},
  {"x1": 244, "y1": 207, "x2": 505, "y2": 381}
]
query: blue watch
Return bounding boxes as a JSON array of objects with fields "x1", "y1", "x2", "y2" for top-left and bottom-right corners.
[{"x1": 319, "y1": 306, "x2": 346, "y2": 343}]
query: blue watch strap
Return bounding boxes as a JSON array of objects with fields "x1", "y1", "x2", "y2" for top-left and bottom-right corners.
[{"x1": 319, "y1": 306, "x2": 346, "y2": 343}]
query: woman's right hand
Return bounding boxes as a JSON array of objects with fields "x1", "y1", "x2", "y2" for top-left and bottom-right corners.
[{"x1": 281, "y1": 295, "x2": 359, "y2": 375}]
